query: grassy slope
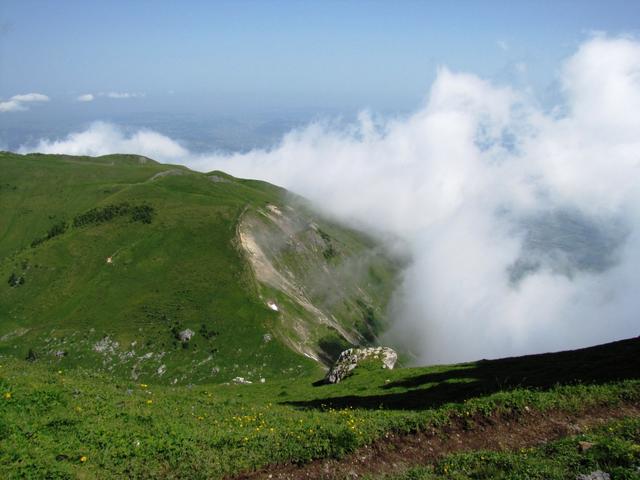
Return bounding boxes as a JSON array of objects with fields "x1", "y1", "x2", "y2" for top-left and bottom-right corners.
[
  {"x1": 0, "y1": 336, "x2": 638, "y2": 478},
  {"x1": 0, "y1": 152, "x2": 398, "y2": 384}
]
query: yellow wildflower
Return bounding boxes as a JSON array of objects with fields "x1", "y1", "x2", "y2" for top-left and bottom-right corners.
[
  {"x1": 3, "y1": 392, "x2": 11, "y2": 400},
  {"x1": 146, "y1": 399, "x2": 153, "y2": 404},
  {"x1": 80, "y1": 456, "x2": 87, "y2": 463}
]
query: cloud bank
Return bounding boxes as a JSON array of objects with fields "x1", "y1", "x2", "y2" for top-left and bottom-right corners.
[
  {"x1": 0, "y1": 92, "x2": 49, "y2": 112},
  {"x1": 19, "y1": 35, "x2": 640, "y2": 364},
  {"x1": 76, "y1": 93, "x2": 94, "y2": 102},
  {"x1": 23, "y1": 121, "x2": 188, "y2": 160}
]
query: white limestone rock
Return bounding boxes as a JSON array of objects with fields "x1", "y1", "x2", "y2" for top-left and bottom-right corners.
[
  {"x1": 178, "y1": 329, "x2": 195, "y2": 342},
  {"x1": 325, "y1": 346, "x2": 398, "y2": 384},
  {"x1": 232, "y1": 376, "x2": 253, "y2": 385}
]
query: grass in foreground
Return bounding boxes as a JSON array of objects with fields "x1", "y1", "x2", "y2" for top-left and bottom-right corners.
[
  {"x1": 1, "y1": 337, "x2": 639, "y2": 479},
  {"x1": 380, "y1": 417, "x2": 640, "y2": 480}
]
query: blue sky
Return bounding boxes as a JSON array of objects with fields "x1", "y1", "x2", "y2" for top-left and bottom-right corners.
[{"x1": 1, "y1": 1, "x2": 640, "y2": 150}]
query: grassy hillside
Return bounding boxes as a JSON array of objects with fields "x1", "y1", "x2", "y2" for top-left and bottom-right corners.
[
  {"x1": 0, "y1": 337, "x2": 638, "y2": 478},
  {"x1": 0, "y1": 152, "x2": 400, "y2": 384}
]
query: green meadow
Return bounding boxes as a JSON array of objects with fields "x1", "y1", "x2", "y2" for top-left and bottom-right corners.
[{"x1": 1, "y1": 336, "x2": 639, "y2": 478}]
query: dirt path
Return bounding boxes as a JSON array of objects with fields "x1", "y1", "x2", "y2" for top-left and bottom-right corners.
[{"x1": 232, "y1": 401, "x2": 640, "y2": 480}]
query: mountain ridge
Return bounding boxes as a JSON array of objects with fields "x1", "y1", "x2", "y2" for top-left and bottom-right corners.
[{"x1": 0, "y1": 151, "x2": 400, "y2": 384}]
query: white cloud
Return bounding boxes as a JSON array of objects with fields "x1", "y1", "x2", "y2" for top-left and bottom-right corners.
[
  {"x1": 103, "y1": 92, "x2": 144, "y2": 99},
  {"x1": 10, "y1": 93, "x2": 49, "y2": 102},
  {"x1": 20, "y1": 121, "x2": 188, "y2": 160},
  {"x1": 0, "y1": 99, "x2": 24, "y2": 112},
  {"x1": 18, "y1": 35, "x2": 640, "y2": 365},
  {"x1": 0, "y1": 92, "x2": 49, "y2": 112},
  {"x1": 74, "y1": 92, "x2": 144, "y2": 102}
]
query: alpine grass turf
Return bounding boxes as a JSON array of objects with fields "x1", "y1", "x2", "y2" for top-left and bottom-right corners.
[{"x1": 1, "y1": 337, "x2": 639, "y2": 478}]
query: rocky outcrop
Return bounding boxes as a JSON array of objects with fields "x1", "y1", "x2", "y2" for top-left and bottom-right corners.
[
  {"x1": 178, "y1": 329, "x2": 195, "y2": 342},
  {"x1": 325, "y1": 346, "x2": 397, "y2": 384},
  {"x1": 93, "y1": 336, "x2": 119, "y2": 354},
  {"x1": 232, "y1": 376, "x2": 252, "y2": 384}
]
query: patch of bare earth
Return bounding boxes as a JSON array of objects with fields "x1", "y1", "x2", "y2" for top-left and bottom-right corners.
[{"x1": 231, "y1": 401, "x2": 640, "y2": 480}]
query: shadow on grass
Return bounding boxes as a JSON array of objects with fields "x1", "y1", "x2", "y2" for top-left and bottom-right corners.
[{"x1": 285, "y1": 336, "x2": 640, "y2": 411}]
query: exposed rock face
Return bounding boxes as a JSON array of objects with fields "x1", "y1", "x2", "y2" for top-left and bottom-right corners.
[
  {"x1": 238, "y1": 204, "x2": 398, "y2": 367},
  {"x1": 325, "y1": 346, "x2": 397, "y2": 384}
]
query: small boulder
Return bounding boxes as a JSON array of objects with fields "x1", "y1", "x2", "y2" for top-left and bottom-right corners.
[
  {"x1": 325, "y1": 346, "x2": 397, "y2": 384},
  {"x1": 232, "y1": 376, "x2": 252, "y2": 385},
  {"x1": 178, "y1": 329, "x2": 195, "y2": 342}
]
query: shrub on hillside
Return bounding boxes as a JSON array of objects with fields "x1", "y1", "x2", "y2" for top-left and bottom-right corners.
[
  {"x1": 130, "y1": 204, "x2": 154, "y2": 224},
  {"x1": 199, "y1": 323, "x2": 219, "y2": 340},
  {"x1": 7, "y1": 272, "x2": 24, "y2": 287},
  {"x1": 73, "y1": 202, "x2": 155, "y2": 227},
  {"x1": 73, "y1": 203, "x2": 131, "y2": 227},
  {"x1": 31, "y1": 220, "x2": 68, "y2": 247}
]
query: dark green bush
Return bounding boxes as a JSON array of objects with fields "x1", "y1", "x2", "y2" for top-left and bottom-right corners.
[
  {"x1": 73, "y1": 202, "x2": 155, "y2": 227},
  {"x1": 130, "y1": 205, "x2": 154, "y2": 224},
  {"x1": 31, "y1": 220, "x2": 68, "y2": 247},
  {"x1": 73, "y1": 203, "x2": 131, "y2": 227}
]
